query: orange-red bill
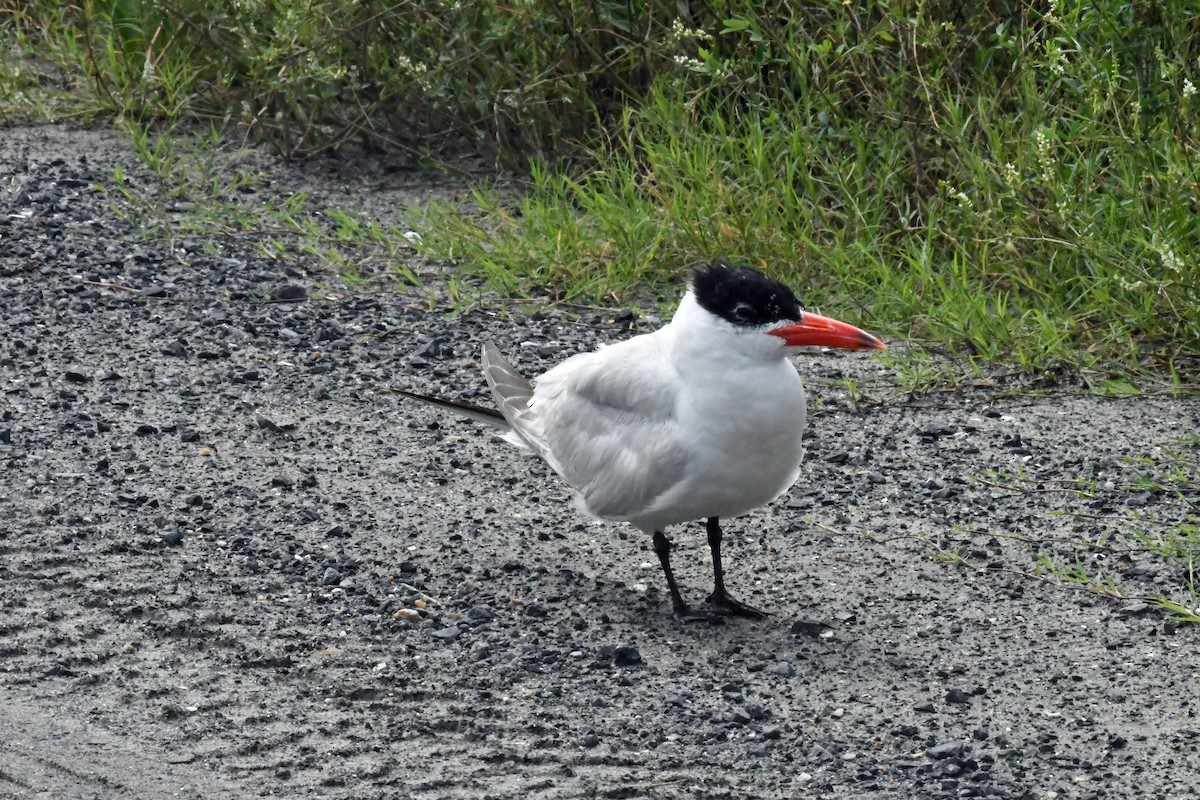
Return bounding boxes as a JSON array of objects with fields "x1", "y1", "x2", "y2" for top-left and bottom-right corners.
[{"x1": 768, "y1": 312, "x2": 886, "y2": 351}]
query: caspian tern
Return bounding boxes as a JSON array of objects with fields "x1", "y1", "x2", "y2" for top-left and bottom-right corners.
[{"x1": 397, "y1": 263, "x2": 885, "y2": 619}]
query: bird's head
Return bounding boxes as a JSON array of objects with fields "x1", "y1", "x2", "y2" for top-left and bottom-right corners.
[{"x1": 690, "y1": 262, "x2": 886, "y2": 352}]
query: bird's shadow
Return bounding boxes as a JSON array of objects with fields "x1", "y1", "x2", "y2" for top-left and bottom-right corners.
[{"x1": 572, "y1": 568, "x2": 843, "y2": 644}]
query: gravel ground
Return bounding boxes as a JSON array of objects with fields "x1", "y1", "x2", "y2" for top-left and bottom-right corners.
[{"x1": 2, "y1": 123, "x2": 1198, "y2": 800}]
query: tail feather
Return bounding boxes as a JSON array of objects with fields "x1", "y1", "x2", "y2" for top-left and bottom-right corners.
[
  {"x1": 481, "y1": 342, "x2": 534, "y2": 425},
  {"x1": 390, "y1": 388, "x2": 509, "y2": 428},
  {"x1": 391, "y1": 342, "x2": 535, "y2": 447}
]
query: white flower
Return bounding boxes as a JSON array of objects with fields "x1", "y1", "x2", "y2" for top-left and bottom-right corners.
[
  {"x1": 1034, "y1": 129, "x2": 1056, "y2": 183},
  {"x1": 672, "y1": 55, "x2": 707, "y2": 73},
  {"x1": 395, "y1": 54, "x2": 428, "y2": 76},
  {"x1": 1046, "y1": 43, "x2": 1067, "y2": 75},
  {"x1": 1034, "y1": 129, "x2": 1051, "y2": 158},
  {"x1": 939, "y1": 181, "x2": 973, "y2": 210},
  {"x1": 1003, "y1": 162, "x2": 1020, "y2": 188},
  {"x1": 1159, "y1": 243, "x2": 1182, "y2": 274},
  {"x1": 668, "y1": 19, "x2": 712, "y2": 45},
  {"x1": 1184, "y1": 78, "x2": 1197, "y2": 98}
]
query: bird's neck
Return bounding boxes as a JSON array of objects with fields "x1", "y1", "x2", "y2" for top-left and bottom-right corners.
[{"x1": 666, "y1": 292, "x2": 789, "y2": 369}]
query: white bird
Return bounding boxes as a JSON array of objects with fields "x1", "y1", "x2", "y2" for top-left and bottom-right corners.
[{"x1": 397, "y1": 262, "x2": 885, "y2": 619}]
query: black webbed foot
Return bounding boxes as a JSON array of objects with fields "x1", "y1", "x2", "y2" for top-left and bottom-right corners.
[
  {"x1": 706, "y1": 588, "x2": 771, "y2": 619},
  {"x1": 672, "y1": 602, "x2": 728, "y2": 625}
]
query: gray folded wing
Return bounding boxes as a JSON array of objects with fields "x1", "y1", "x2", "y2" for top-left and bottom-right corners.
[{"x1": 483, "y1": 338, "x2": 689, "y2": 522}]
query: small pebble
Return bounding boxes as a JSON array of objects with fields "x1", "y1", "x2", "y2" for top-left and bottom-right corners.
[
  {"x1": 790, "y1": 620, "x2": 829, "y2": 637},
  {"x1": 467, "y1": 605, "x2": 493, "y2": 620},
  {"x1": 945, "y1": 688, "x2": 971, "y2": 704},
  {"x1": 732, "y1": 705, "x2": 768, "y2": 724},
  {"x1": 808, "y1": 744, "x2": 834, "y2": 763},
  {"x1": 926, "y1": 740, "x2": 964, "y2": 759},
  {"x1": 273, "y1": 283, "x2": 307, "y2": 302},
  {"x1": 1118, "y1": 601, "x2": 1150, "y2": 616},
  {"x1": 612, "y1": 645, "x2": 641, "y2": 667}
]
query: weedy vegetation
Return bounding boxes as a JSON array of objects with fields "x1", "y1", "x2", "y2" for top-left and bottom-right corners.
[{"x1": 5, "y1": 0, "x2": 1197, "y2": 383}]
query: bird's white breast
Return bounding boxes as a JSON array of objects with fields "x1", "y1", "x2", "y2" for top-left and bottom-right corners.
[{"x1": 633, "y1": 355, "x2": 807, "y2": 531}]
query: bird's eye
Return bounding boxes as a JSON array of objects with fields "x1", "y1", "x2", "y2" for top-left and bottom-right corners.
[{"x1": 732, "y1": 302, "x2": 755, "y2": 321}]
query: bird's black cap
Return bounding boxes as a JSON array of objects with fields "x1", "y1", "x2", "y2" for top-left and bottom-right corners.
[{"x1": 691, "y1": 263, "x2": 803, "y2": 328}]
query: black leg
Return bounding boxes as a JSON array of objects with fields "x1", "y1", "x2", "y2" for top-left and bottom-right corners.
[
  {"x1": 653, "y1": 530, "x2": 694, "y2": 617},
  {"x1": 707, "y1": 517, "x2": 729, "y2": 598},
  {"x1": 705, "y1": 517, "x2": 769, "y2": 619}
]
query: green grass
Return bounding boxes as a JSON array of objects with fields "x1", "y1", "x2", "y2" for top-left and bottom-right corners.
[
  {"x1": 6, "y1": 1, "x2": 1196, "y2": 382},
  {"x1": 413, "y1": 31, "x2": 1199, "y2": 380},
  {"x1": 7, "y1": 2, "x2": 1198, "y2": 386}
]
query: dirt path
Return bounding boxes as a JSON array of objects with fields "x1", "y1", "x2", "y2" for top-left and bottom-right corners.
[{"x1": 2, "y1": 123, "x2": 1198, "y2": 799}]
